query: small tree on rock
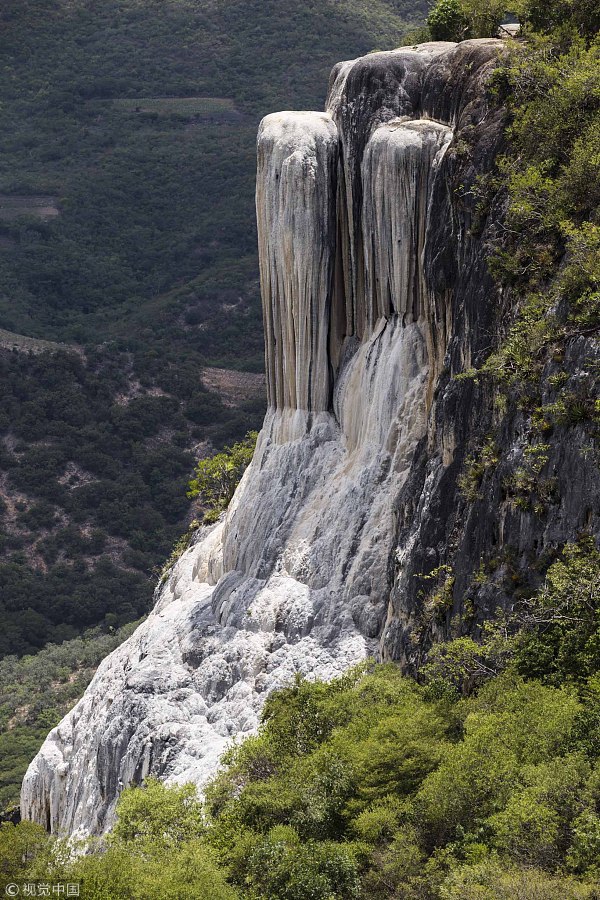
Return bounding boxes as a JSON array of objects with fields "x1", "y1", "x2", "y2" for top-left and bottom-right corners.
[{"x1": 188, "y1": 431, "x2": 258, "y2": 523}]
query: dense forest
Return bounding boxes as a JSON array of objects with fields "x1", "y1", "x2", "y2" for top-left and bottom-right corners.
[
  {"x1": 0, "y1": 348, "x2": 264, "y2": 656},
  {"x1": 0, "y1": 0, "x2": 426, "y2": 345},
  {"x1": 0, "y1": 0, "x2": 427, "y2": 808},
  {"x1": 0, "y1": 0, "x2": 427, "y2": 647}
]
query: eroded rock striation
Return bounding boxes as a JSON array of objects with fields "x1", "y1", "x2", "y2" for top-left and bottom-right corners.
[{"x1": 22, "y1": 38, "x2": 552, "y2": 836}]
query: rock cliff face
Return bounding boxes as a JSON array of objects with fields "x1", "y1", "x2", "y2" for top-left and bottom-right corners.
[{"x1": 22, "y1": 37, "x2": 570, "y2": 836}]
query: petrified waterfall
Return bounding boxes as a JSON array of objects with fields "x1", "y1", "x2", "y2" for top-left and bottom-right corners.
[{"x1": 22, "y1": 39, "x2": 507, "y2": 836}]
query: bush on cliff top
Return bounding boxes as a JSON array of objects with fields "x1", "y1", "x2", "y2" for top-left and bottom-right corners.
[
  {"x1": 427, "y1": 0, "x2": 507, "y2": 41},
  {"x1": 428, "y1": 0, "x2": 600, "y2": 41}
]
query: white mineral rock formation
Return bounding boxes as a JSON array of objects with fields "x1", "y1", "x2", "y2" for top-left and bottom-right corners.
[
  {"x1": 22, "y1": 39, "x2": 506, "y2": 836},
  {"x1": 257, "y1": 112, "x2": 338, "y2": 412}
]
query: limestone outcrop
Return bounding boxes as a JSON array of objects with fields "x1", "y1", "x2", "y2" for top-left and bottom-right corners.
[{"x1": 22, "y1": 38, "x2": 522, "y2": 836}]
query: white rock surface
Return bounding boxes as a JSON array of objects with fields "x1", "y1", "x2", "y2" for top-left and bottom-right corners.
[
  {"x1": 257, "y1": 112, "x2": 339, "y2": 411},
  {"x1": 362, "y1": 120, "x2": 453, "y2": 330}
]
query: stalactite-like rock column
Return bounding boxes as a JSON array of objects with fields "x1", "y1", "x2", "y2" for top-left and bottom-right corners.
[
  {"x1": 326, "y1": 42, "x2": 456, "y2": 343},
  {"x1": 257, "y1": 112, "x2": 338, "y2": 412},
  {"x1": 361, "y1": 120, "x2": 453, "y2": 330}
]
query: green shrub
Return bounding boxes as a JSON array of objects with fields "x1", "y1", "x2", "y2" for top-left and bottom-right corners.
[
  {"x1": 427, "y1": 0, "x2": 508, "y2": 41},
  {"x1": 242, "y1": 826, "x2": 361, "y2": 900},
  {"x1": 111, "y1": 778, "x2": 205, "y2": 850},
  {"x1": 427, "y1": 0, "x2": 470, "y2": 40},
  {"x1": 440, "y1": 858, "x2": 599, "y2": 899},
  {"x1": 188, "y1": 431, "x2": 258, "y2": 523}
]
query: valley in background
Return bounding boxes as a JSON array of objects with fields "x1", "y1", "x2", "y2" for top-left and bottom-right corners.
[{"x1": 0, "y1": 0, "x2": 427, "y2": 813}]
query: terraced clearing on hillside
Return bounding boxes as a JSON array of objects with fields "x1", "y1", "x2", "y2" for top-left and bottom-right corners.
[
  {"x1": 0, "y1": 195, "x2": 60, "y2": 221},
  {"x1": 111, "y1": 96, "x2": 239, "y2": 118},
  {"x1": 0, "y1": 328, "x2": 76, "y2": 355},
  {"x1": 201, "y1": 367, "x2": 266, "y2": 408}
]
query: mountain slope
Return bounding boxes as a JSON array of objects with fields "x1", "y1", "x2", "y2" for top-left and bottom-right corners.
[
  {"x1": 0, "y1": 0, "x2": 428, "y2": 811},
  {"x1": 0, "y1": 0, "x2": 428, "y2": 655},
  {"x1": 0, "y1": 0, "x2": 428, "y2": 350}
]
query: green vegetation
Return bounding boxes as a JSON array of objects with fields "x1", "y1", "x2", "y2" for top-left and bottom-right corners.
[
  {"x1": 457, "y1": 436, "x2": 499, "y2": 501},
  {"x1": 439, "y1": 0, "x2": 600, "y2": 516},
  {"x1": 0, "y1": 0, "x2": 427, "y2": 821},
  {"x1": 1, "y1": 780, "x2": 236, "y2": 900},
  {"x1": 483, "y1": 27, "x2": 600, "y2": 386},
  {"x1": 2, "y1": 3, "x2": 599, "y2": 896},
  {"x1": 0, "y1": 0, "x2": 426, "y2": 349},
  {"x1": 0, "y1": 349, "x2": 264, "y2": 658},
  {"x1": 0, "y1": 619, "x2": 142, "y2": 811},
  {"x1": 427, "y1": 0, "x2": 469, "y2": 41},
  {"x1": 7, "y1": 581, "x2": 600, "y2": 897},
  {"x1": 411, "y1": 565, "x2": 456, "y2": 661},
  {"x1": 427, "y1": 0, "x2": 599, "y2": 42},
  {"x1": 5, "y1": 540, "x2": 599, "y2": 895},
  {"x1": 423, "y1": 539, "x2": 600, "y2": 691},
  {"x1": 440, "y1": 0, "x2": 600, "y2": 390},
  {"x1": 427, "y1": 0, "x2": 509, "y2": 41},
  {"x1": 188, "y1": 431, "x2": 258, "y2": 524}
]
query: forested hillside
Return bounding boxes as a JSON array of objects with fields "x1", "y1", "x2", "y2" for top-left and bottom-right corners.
[
  {"x1": 0, "y1": 0, "x2": 427, "y2": 814},
  {"x1": 0, "y1": 620, "x2": 142, "y2": 813},
  {"x1": 0, "y1": 0, "x2": 426, "y2": 346},
  {"x1": 5, "y1": 549, "x2": 600, "y2": 895},
  {"x1": 0, "y1": 0, "x2": 426, "y2": 652}
]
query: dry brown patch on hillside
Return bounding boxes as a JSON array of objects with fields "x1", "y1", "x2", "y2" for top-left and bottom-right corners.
[
  {"x1": 201, "y1": 367, "x2": 266, "y2": 408},
  {"x1": 0, "y1": 195, "x2": 60, "y2": 221},
  {"x1": 0, "y1": 328, "x2": 83, "y2": 357}
]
